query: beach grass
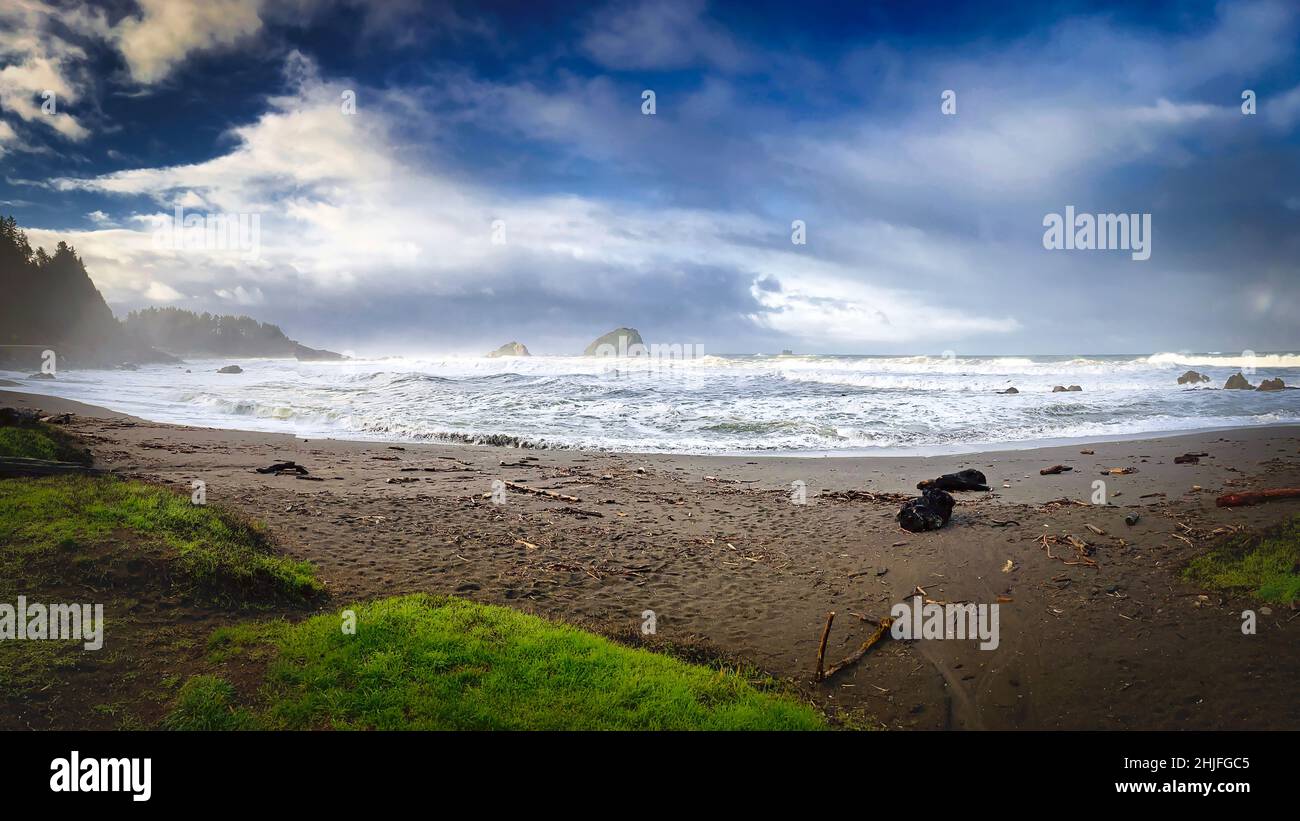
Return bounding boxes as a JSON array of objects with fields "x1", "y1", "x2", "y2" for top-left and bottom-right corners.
[
  {"x1": 0, "y1": 421, "x2": 92, "y2": 464},
  {"x1": 163, "y1": 675, "x2": 260, "y2": 730},
  {"x1": 169, "y1": 594, "x2": 826, "y2": 731},
  {"x1": 0, "y1": 475, "x2": 321, "y2": 603},
  {"x1": 1185, "y1": 514, "x2": 1300, "y2": 605}
]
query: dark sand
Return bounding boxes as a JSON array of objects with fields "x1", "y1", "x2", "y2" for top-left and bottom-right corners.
[{"x1": 5, "y1": 389, "x2": 1299, "y2": 729}]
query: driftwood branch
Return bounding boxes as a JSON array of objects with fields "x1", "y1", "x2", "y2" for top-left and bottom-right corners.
[
  {"x1": 1216, "y1": 488, "x2": 1300, "y2": 508},
  {"x1": 255, "y1": 461, "x2": 308, "y2": 475},
  {"x1": 484, "y1": 481, "x2": 580, "y2": 503},
  {"x1": 0, "y1": 458, "x2": 103, "y2": 478},
  {"x1": 823, "y1": 617, "x2": 895, "y2": 680},
  {"x1": 815, "y1": 612, "x2": 835, "y2": 681}
]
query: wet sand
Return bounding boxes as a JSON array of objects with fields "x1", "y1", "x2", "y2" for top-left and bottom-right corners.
[{"x1": 5, "y1": 389, "x2": 1299, "y2": 729}]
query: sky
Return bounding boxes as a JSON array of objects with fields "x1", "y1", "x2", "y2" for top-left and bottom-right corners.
[{"x1": 1, "y1": 0, "x2": 1298, "y2": 356}]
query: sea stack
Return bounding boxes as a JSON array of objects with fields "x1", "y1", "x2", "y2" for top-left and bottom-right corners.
[
  {"x1": 1177, "y1": 370, "x2": 1210, "y2": 384},
  {"x1": 584, "y1": 327, "x2": 645, "y2": 356},
  {"x1": 1223, "y1": 372, "x2": 1254, "y2": 390},
  {"x1": 487, "y1": 341, "x2": 531, "y2": 358},
  {"x1": 1257, "y1": 377, "x2": 1287, "y2": 391}
]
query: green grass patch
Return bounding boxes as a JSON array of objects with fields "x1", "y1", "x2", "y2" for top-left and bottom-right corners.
[
  {"x1": 172, "y1": 594, "x2": 826, "y2": 731},
  {"x1": 0, "y1": 422, "x2": 91, "y2": 464},
  {"x1": 162, "y1": 675, "x2": 258, "y2": 730},
  {"x1": 1185, "y1": 514, "x2": 1300, "y2": 604},
  {"x1": 206, "y1": 621, "x2": 288, "y2": 663},
  {"x1": 0, "y1": 475, "x2": 321, "y2": 603}
]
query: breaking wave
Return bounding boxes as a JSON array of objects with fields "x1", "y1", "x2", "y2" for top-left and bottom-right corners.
[{"x1": 5, "y1": 352, "x2": 1299, "y2": 455}]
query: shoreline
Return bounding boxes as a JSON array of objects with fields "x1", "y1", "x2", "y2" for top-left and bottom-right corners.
[
  {"x1": 4, "y1": 388, "x2": 1300, "y2": 730},
  {"x1": 2, "y1": 381, "x2": 1298, "y2": 460}
]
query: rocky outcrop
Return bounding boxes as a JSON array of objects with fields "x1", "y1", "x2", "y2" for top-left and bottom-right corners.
[
  {"x1": 217, "y1": 365, "x2": 244, "y2": 374},
  {"x1": 1052, "y1": 385, "x2": 1083, "y2": 392},
  {"x1": 124, "y1": 307, "x2": 344, "y2": 361},
  {"x1": 1224, "y1": 372, "x2": 1255, "y2": 390},
  {"x1": 486, "y1": 341, "x2": 531, "y2": 358},
  {"x1": 293, "y1": 343, "x2": 346, "y2": 361},
  {"x1": 584, "y1": 327, "x2": 645, "y2": 356},
  {"x1": 999, "y1": 387, "x2": 1019, "y2": 394},
  {"x1": 1257, "y1": 377, "x2": 1287, "y2": 391},
  {"x1": 1177, "y1": 370, "x2": 1210, "y2": 384}
]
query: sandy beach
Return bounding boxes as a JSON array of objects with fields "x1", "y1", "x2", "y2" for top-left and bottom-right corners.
[{"x1": 4, "y1": 388, "x2": 1299, "y2": 730}]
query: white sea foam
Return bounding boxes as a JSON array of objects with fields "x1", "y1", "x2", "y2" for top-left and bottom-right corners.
[{"x1": 4, "y1": 352, "x2": 1298, "y2": 455}]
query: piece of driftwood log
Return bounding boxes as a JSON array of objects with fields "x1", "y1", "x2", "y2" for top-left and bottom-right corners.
[
  {"x1": 255, "y1": 461, "x2": 308, "y2": 475},
  {"x1": 0, "y1": 458, "x2": 103, "y2": 478},
  {"x1": 815, "y1": 612, "x2": 835, "y2": 681},
  {"x1": 1216, "y1": 488, "x2": 1300, "y2": 508},
  {"x1": 823, "y1": 617, "x2": 895, "y2": 679},
  {"x1": 1040, "y1": 464, "x2": 1072, "y2": 475}
]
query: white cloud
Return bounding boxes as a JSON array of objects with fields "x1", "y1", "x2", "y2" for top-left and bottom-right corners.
[
  {"x1": 1265, "y1": 83, "x2": 1300, "y2": 130},
  {"x1": 0, "y1": 1, "x2": 104, "y2": 141},
  {"x1": 214, "y1": 285, "x2": 265, "y2": 305},
  {"x1": 143, "y1": 280, "x2": 184, "y2": 301},
  {"x1": 748, "y1": 274, "x2": 1020, "y2": 344},
  {"x1": 112, "y1": 0, "x2": 265, "y2": 85},
  {"x1": 46, "y1": 54, "x2": 1016, "y2": 346}
]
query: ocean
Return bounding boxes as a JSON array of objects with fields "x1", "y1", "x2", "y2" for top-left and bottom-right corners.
[{"x1": 5, "y1": 352, "x2": 1300, "y2": 456}]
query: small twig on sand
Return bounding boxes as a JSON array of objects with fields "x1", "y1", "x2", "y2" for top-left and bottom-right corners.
[
  {"x1": 815, "y1": 612, "x2": 835, "y2": 681},
  {"x1": 1037, "y1": 533, "x2": 1098, "y2": 568},
  {"x1": 482, "y1": 480, "x2": 580, "y2": 503},
  {"x1": 847, "y1": 611, "x2": 881, "y2": 625}
]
